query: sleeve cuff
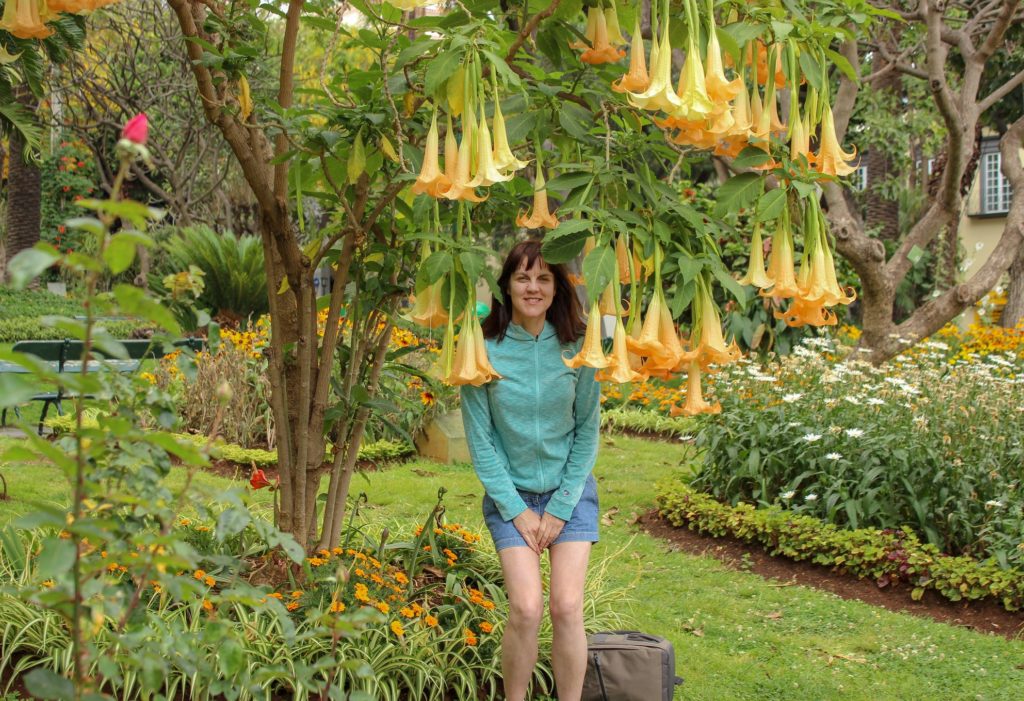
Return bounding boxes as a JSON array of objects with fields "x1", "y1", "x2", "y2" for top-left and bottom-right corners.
[
  {"x1": 544, "y1": 496, "x2": 577, "y2": 522},
  {"x1": 497, "y1": 495, "x2": 529, "y2": 522}
]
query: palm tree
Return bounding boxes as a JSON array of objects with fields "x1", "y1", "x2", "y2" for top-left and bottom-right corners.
[{"x1": 3, "y1": 86, "x2": 41, "y2": 282}]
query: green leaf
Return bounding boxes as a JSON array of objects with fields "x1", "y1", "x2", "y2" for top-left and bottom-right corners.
[
  {"x1": 416, "y1": 250, "x2": 452, "y2": 291},
  {"x1": 112, "y1": 285, "x2": 181, "y2": 336},
  {"x1": 0, "y1": 374, "x2": 41, "y2": 408},
  {"x1": 7, "y1": 245, "x2": 60, "y2": 289},
  {"x1": 541, "y1": 229, "x2": 588, "y2": 264},
  {"x1": 482, "y1": 49, "x2": 520, "y2": 87},
  {"x1": 544, "y1": 218, "x2": 592, "y2": 239},
  {"x1": 35, "y1": 537, "x2": 76, "y2": 581},
  {"x1": 558, "y1": 103, "x2": 593, "y2": 141},
  {"x1": 545, "y1": 172, "x2": 594, "y2": 191},
  {"x1": 24, "y1": 669, "x2": 74, "y2": 700},
  {"x1": 714, "y1": 173, "x2": 763, "y2": 218},
  {"x1": 907, "y1": 244, "x2": 926, "y2": 265},
  {"x1": 216, "y1": 507, "x2": 252, "y2": 541},
  {"x1": 825, "y1": 48, "x2": 858, "y2": 83},
  {"x1": 582, "y1": 244, "x2": 616, "y2": 303},
  {"x1": 396, "y1": 38, "x2": 438, "y2": 69},
  {"x1": 712, "y1": 266, "x2": 748, "y2": 309},
  {"x1": 424, "y1": 49, "x2": 462, "y2": 99},
  {"x1": 755, "y1": 188, "x2": 787, "y2": 223},
  {"x1": 104, "y1": 232, "x2": 138, "y2": 275},
  {"x1": 459, "y1": 251, "x2": 484, "y2": 283},
  {"x1": 732, "y1": 147, "x2": 774, "y2": 170},
  {"x1": 799, "y1": 51, "x2": 823, "y2": 91}
]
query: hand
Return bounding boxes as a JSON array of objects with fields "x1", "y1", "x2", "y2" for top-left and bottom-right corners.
[
  {"x1": 512, "y1": 509, "x2": 543, "y2": 554},
  {"x1": 537, "y1": 512, "x2": 566, "y2": 551}
]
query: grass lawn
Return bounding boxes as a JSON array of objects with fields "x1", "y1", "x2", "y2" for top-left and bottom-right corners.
[{"x1": 1, "y1": 433, "x2": 1021, "y2": 700}]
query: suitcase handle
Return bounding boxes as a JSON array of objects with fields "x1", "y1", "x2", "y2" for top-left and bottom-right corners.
[{"x1": 608, "y1": 630, "x2": 663, "y2": 644}]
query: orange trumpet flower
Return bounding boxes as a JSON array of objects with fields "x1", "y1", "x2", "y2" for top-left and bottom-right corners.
[
  {"x1": 628, "y1": 25, "x2": 682, "y2": 113},
  {"x1": 406, "y1": 281, "x2": 448, "y2": 329},
  {"x1": 692, "y1": 277, "x2": 741, "y2": 369},
  {"x1": 774, "y1": 296, "x2": 838, "y2": 328},
  {"x1": 468, "y1": 103, "x2": 513, "y2": 187},
  {"x1": 516, "y1": 168, "x2": 559, "y2": 230},
  {"x1": 580, "y1": 6, "x2": 626, "y2": 65},
  {"x1": 596, "y1": 317, "x2": 645, "y2": 384},
  {"x1": 447, "y1": 314, "x2": 501, "y2": 386},
  {"x1": 704, "y1": 22, "x2": 743, "y2": 103},
  {"x1": 739, "y1": 222, "x2": 772, "y2": 289},
  {"x1": 441, "y1": 113, "x2": 487, "y2": 203},
  {"x1": 412, "y1": 109, "x2": 452, "y2": 198},
  {"x1": 670, "y1": 360, "x2": 721, "y2": 416},
  {"x1": 761, "y1": 217, "x2": 801, "y2": 299},
  {"x1": 612, "y1": 18, "x2": 650, "y2": 94},
  {"x1": 563, "y1": 301, "x2": 610, "y2": 369},
  {"x1": 491, "y1": 96, "x2": 529, "y2": 174},
  {"x1": 570, "y1": 7, "x2": 600, "y2": 50},
  {"x1": 1, "y1": 0, "x2": 52, "y2": 39},
  {"x1": 815, "y1": 103, "x2": 858, "y2": 177}
]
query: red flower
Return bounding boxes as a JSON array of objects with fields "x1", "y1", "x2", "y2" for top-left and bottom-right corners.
[
  {"x1": 250, "y1": 468, "x2": 272, "y2": 490},
  {"x1": 57, "y1": 225, "x2": 65, "y2": 234},
  {"x1": 121, "y1": 113, "x2": 149, "y2": 145}
]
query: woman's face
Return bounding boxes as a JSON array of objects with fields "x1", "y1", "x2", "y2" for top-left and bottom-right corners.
[{"x1": 509, "y1": 257, "x2": 556, "y2": 327}]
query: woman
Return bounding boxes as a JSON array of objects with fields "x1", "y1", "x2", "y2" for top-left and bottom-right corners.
[{"x1": 460, "y1": 239, "x2": 601, "y2": 701}]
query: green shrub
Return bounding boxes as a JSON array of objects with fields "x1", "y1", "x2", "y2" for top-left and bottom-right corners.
[
  {"x1": 156, "y1": 226, "x2": 268, "y2": 326},
  {"x1": 0, "y1": 317, "x2": 149, "y2": 343},
  {"x1": 0, "y1": 287, "x2": 84, "y2": 320},
  {"x1": 657, "y1": 480, "x2": 1024, "y2": 611},
  {"x1": 690, "y1": 336, "x2": 1024, "y2": 567},
  {"x1": 601, "y1": 406, "x2": 695, "y2": 438}
]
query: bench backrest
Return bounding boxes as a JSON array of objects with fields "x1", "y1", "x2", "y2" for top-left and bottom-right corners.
[{"x1": 11, "y1": 340, "x2": 65, "y2": 362}]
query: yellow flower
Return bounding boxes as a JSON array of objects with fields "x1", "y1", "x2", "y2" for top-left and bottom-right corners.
[
  {"x1": 464, "y1": 628, "x2": 478, "y2": 646},
  {"x1": 406, "y1": 281, "x2": 449, "y2": 329},
  {"x1": 580, "y1": 6, "x2": 625, "y2": 65},
  {"x1": 441, "y1": 110, "x2": 488, "y2": 203},
  {"x1": 202, "y1": 598, "x2": 214, "y2": 612},
  {"x1": 691, "y1": 277, "x2": 740, "y2": 370},
  {"x1": 0, "y1": 0, "x2": 52, "y2": 40},
  {"x1": 479, "y1": 621, "x2": 494, "y2": 634},
  {"x1": 286, "y1": 601, "x2": 299, "y2": 611},
  {"x1": 814, "y1": 102, "x2": 858, "y2": 177},
  {"x1": 563, "y1": 301, "x2": 610, "y2": 370},
  {"x1": 204, "y1": 576, "x2": 215, "y2": 587},
  {"x1": 390, "y1": 620, "x2": 405, "y2": 637},
  {"x1": 468, "y1": 102, "x2": 513, "y2": 187},
  {"x1": 291, "y1": 590, "x2": 303, "y2": 599},
  {"x1": 738, "y1": 222, "x2": 772, "y2": 289},
  {"x1": 761, "y1": 216, "x2": 801, "y2": 299},
  {"x1": 424, "y1": 614, "x2": 439, "y2": 627},
  {"x1": 490, "y1": 95, "x2": 529, "y2": 174},
  {"x1": 596, "y1": 317, "x2": 645, "y2": 384},
  {"x1": 703, "y1": 18, "x2": 742, "y2": 103},
  {"x1": 669, "y1": 360, "x2": 721, "y2": 416},
  {"x1": 375, "y1": 601, "x2": 390, "y2": 615},
  {"x1": 569, "y1": 6, "x2": 599, "y2": 50},
  {"x1": 516, "y1": 168, "x2": 559, "y2": 230},
  {"x1": 604, "y1": 4, "x2": 626, "y2": 47},
  {"x1": 671, "y1": 35, "x2": 714, "y2": 122},
  {"x1": 330, "y1": 600, "x2": 346, "y2": 613},
  {"x1": 193, "y1": 569, "x2": 206, "y2": 580},
  {"x1": 628, "y1": 25, "x2": 681, "y2": 114},
  {"x1": 411, "y1": 108, "x2": 452, "y2": 198},
  {"x1": 445, "y1": 313, "x2": 501, "y2": 386}
]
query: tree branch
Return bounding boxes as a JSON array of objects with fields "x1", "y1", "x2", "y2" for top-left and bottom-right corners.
[
  {"x1": 506, "y1": 0, "x2": 561, "y2": 63},
  {"x1": 979, "y1": 66, "x2": 1024, "y2": 114}
]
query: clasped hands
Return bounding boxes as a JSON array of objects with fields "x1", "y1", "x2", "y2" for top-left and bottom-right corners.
[{"x1": 512, "y1": 509, "x2": 565, "y2": 553}]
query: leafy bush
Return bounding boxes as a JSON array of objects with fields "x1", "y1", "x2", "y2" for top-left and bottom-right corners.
[
  {"x1": 601, "y1": 406, "x2": 695, "y2": 439},
  {"x1": 156, "y1": 226, "x2": 268, "y2": 326},
  {"x1": 0, "y1": 287, "x2": 84, "y2": 320},
  {"x1": 0, "y1": 317, "x2": 150, "y2": 343},
  {"x1": 690, "y1": 334, "x2": 1024, "y2": 567},
  {"x1": 657, "y1": 480, "x2": 1024, "y2": 611}
]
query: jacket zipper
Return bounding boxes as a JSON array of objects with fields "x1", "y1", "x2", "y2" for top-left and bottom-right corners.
[{"x1": 534, "y1": 334, "x2": 543, "y2": 486}]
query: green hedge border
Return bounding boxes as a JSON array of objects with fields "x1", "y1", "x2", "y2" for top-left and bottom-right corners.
[
  {"x1": 657, "y1": 480, "x2": 1024, "y2": 611},
  {"x1": 44, "y1": 413, "x2": 415, "y2": 467}
]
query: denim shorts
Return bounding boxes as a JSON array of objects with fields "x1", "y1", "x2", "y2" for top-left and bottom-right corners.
[{"x1": 482, "y1": 473, "x2": 599, "y2": 551}]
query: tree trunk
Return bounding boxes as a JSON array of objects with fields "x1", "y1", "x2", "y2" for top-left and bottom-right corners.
[
  {"x1": 1003, "y1": 243, "x2": 1024, "y2": 328},
  {"x1": 4, "y1": 88, "x2": 42, "y2": 280}
]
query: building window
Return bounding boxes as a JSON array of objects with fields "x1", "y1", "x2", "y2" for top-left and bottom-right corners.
[
  {"x1": 854, "y1": 164, "x2": 868, "y2": 191},
  {"x1": 980, "y1": 145, "x2": 1012, "y2": 214}
]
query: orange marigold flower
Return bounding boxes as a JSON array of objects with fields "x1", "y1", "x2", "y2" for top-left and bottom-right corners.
[
  {"x1": 390, "y1": 620, "x2": 405, "y2": 637},
  {"x1": 268, "y1": 592, "x2": 284, "y2": 600},
  {"x1": 204, "y1": 576, "x2": 215, "y2": 587},
  {"x1": 375, "y1": 602, "x2": 390, "y2": 615},
  {"x1": 400, "y1": 606, "x2": 416, "y2": 618},
  {"x1": 394, "y1": 572, "x2": 409, "y2": 585},
  {"x1": 479, "y1": 621, "x2": 494, "y2": 634},
  {"x1": 291, "y1": 590, "x2": 303, "y2": 599},
  {"x1": 464, "y1": 628, "x2": 478, "y2": 646},
  {"x1": 330, "y1": 600, "x2": 346, "y2": 613},
  {"x1": 193, "y1": 569, "x2": 206, "y2": 580},
  {"x1": 286, "y1": 601, "x2": 299, "y2": 611},
  {"x1": 202, "y1": 599, "x2": 213, "y2": 611},
  {"x1": 424, "y1": 614, "x2": 439, "y2": 627}
]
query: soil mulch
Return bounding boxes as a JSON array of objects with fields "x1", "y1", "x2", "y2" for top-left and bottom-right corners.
[{"x1": 637, "y1": 509, "x2": 1024, "y2": 640}]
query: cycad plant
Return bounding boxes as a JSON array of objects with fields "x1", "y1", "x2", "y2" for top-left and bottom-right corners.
[{"x1": 159, "y1": 226, "x2": 268, "y2": 327}]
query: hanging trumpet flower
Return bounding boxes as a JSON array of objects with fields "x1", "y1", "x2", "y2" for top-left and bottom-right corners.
[
  {"x1": 563, "y1": 301, "x2": 610, "y2": 369},
  {"x1": 612, "y1": 17, "x2": 650, "y2": 93},
  {"x1": 814, "y1": 91, "x2": 859, "y2": 177},
  {"x1": 447, "y1": 311, "x2": 502, "y2": 385},
  {"x1": 627, "y1": 1, "x2": 681, "y2": 114},
  {"x1": 491, "y1": 81, "x2": 529, "y2": 174},
  {"x1": 412, "y1": 107, "x2": 452, "y2": 198},
  {"x1": 690, "y1": 274, "x2": 741, "y2": 370},
  {"x1": 596, "y1": 315, "x2": 645, "y2": 383},
  {"x1": 405, "y1": 241, "x2": 450, "y2": 329},
  {"x1": 738, "y1": 221, "x2": 772, "y2": 289},
  {"x1": 670, "y1": 359, "x2": 721, "y2": 416},
  {"x1": 761, "y1": 206, "x2": 801, "y2": 299},
  {"x1": 1, "y1": 0, "x2": 53, "y2": 39},
  {"x1": 580, "y1": 3, "x2": 626, "y2": 65}
]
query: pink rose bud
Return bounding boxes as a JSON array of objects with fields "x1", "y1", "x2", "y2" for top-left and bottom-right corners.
[{"x1": 121, "y1": 113, "x2": 149, "y2": 145}]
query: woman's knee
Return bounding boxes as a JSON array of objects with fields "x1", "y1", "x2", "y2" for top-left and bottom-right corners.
[
  {"x1": 508, "y1": 592, "x2": 544, "y2": 629},
  {"x1": 548, "y1": 592, "x2": 584, "y2": 626}
]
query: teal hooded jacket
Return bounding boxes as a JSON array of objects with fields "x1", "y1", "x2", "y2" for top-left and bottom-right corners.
[{"x1": 460, "y1": 320, "x2": 600, "y2": 522}]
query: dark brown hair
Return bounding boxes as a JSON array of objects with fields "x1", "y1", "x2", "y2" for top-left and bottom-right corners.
[{"x1": 481, "y1": 239, "x2": 585, "y2": 344}]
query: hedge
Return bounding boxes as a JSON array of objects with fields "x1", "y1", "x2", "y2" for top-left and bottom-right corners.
[
  {"x1": 657, "y1": 480, "x2": 1024, "y2": 611},
  {"x1": 0, "y1": 317, "x2": 149, "y2": 343}
]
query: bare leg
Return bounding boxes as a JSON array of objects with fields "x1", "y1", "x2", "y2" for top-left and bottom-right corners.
[
  {"x1": 498, "y1": 546, "x2": 544, "y2": 701},
  {"x1": 548, "y1": 541, "x2": 592, "y2": 701}
]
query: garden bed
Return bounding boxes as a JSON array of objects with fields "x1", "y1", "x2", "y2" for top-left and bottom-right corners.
[{"x1": 638, "y1": 509, "x2": 1024, "y2": 639}]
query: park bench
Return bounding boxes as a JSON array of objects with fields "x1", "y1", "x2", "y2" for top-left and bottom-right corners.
[{"x1": 0, "y1": 337, "x2": 204, "y2": 434}]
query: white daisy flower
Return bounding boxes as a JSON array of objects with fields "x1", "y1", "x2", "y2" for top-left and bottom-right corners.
[
  {"x1": 825, "y1": 452, "x2": 842, "y2": 460},
  {"x1": 782, "y1": 393, "x2": 803, "y2": 403},
  {"x1": 805, "y1": 493, "x2": 818, "y2": 502},
  {"x1": 802, "y1": 433, "x2": 822, "y2": 442},
  {"x1": 781, "y1": 491, "x2": 795, "y2": 500},
  {"x1": 845, "y1": 428, "x2": 865, "y2": 438}
]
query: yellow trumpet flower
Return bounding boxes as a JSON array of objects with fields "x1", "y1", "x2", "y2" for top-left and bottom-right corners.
[
  {"x1": 447, "y1": 315, "x2": 501, "y2": 386},
  {"x1": 604, "y1": 4, "x2": 627, "y2": 47},
  {"x1": 570, "y1": 7, "x2": 600, "y2": 50},
  {"x1": 447, "y1": 66, "x2": 466, "y2": 117},
  {"x1": 738, "y1": 222, "x2": 772, "y2": 288},
  {"x1": 612, "y1": 18, "x2": 650, "y2": 94},
  {"x1": 789, "y1": 108, "x2": 814, "y2": 165},
  {"x1": 728, "y1": 72, "x2": 753, "y2": 134},
  {"x1": 516, "y1": 168, "x2": 559, "y2": 230},
  {"x1": 491, "y1": 97, "x2": 529, "y2": 173},
  {"x1": 443, "y1": 113, "x2": 458, "y2": 184},
  {"x1": 616, "y1": 235, "x2": 632, "y2": 285},
  {"x1": 815, "y1": 104, "x2": 858, "y2": 177},
  {"x1": 671, "y1": 35, "x2": 714, "y2": 122},
  {"x1": 412, "y1": 109, "x2": 452, "y2": 198},
  {"x1": 47, "y1": 0, "x2": 116, "y2": 11},
  {"x1": 647, "y1": 297, "x2": 691, "y2": 374},
  {"x1": 628, "y1": 23, "x2": 682, "y2": 113},
  {"x1": 692, "y1": 278, "x2": 740, "y2": 369},
  {"x1": 563, "y1": 301, "x2": 610, "y2": 369},
  {"x1": 468, "y1": 104, "x2": 513, "y2": 187},
  {"x1": 821, "y1": 235, "x2": 856, "y2": 306},
  {"x1": 761, "y1": 217, "x2": 800, "y2": 299},
  {"x1": 442, "y1": 114, "x2": 487, "y2": 203},
  {"x1": 1, "y1": 0, "x2": 52, "y2": 39},
  {"x1": 238, "y1": 75, "x2": 253, "y2": 121},
  {"x1": 625, "y1": 287, "x2": 667, "y2": 358},
  {"x1": 580, "y1": 5, "x2": 626, "y2": 65},
  {"x1": 406, "y1": 281, "x2": 448, "y2": 328},
  {"x1": 704, "y1": 23, "x2": 743, "y2": 103},
  {"x1": 430, "y1": 319, "x2": 456, "y2": 382},
  {"x1": 596, "y1": 317, "x2": 645, "y2": 384},
  {"x1": 670, "y1": 360, "x2": 721, "y2": 416},
  {"x1": 774, "y1": 296, "x2": 838, "y2": 328},
  {"x1": 599, "y1": 283, "x2": 618, "y2": 316}
]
